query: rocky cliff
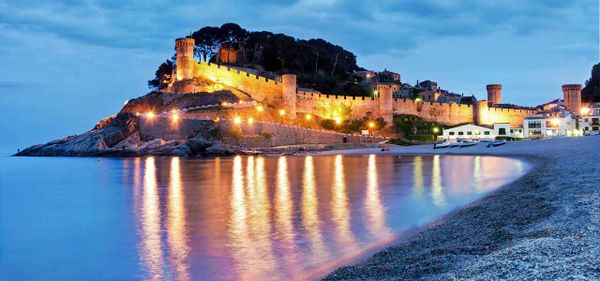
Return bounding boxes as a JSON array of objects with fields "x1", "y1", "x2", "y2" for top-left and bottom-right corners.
[{"x1": 15, "y1": 91, "x2": 240, "y2": 157}]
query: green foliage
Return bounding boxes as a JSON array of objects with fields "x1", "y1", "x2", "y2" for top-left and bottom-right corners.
[
  {"x1": 147, "y1": 60, "x2": 174, "y2": 90},
  {"x1": 582, "y1": 63, "x2": 600, "y2": 103},
  {"x1": 393, "y1": 114, "x2": 442, "y2": 137},
  {"x1": 320, "y1": 119, "x2": 336, "y2": 130},
  {"x1": 313, "y1": 100, "x2": 353, "y2": 120},
  {"x1": 388, "y1": 138, "x2": 417, "y2": 146},
  {"x1": 320, "y1": 116, "x2": 386, "y2": 134}
]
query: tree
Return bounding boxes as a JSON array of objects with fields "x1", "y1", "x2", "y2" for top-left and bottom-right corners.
[
  {"x1": 191, "y1": 26, "x2": 220, "y2": 62},
  {"x1": 582, "y1": 63, "x2": 600, "y2": 103},
  {"x1": 147, "y1": 60, "x2": 174, "y2": 90}
]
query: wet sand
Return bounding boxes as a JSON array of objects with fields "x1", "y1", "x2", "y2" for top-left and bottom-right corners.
[{"x1": 321, "y1": 136, "x2": 600, "y2": 280}]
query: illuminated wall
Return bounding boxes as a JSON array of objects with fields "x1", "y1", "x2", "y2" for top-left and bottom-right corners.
[
  {"x1": 393, "y1": 99, "x2": 476, "y2": 125},
  {"x1": 476, "y1": 101, "x2": 536, "y2": 127},
  {"x1": 193, "y1": 62, "x2": 283, "y2": 104}
]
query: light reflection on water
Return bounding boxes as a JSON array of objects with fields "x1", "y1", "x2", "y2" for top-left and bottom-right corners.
[
  {"x1": 1, "y1": 154, "x2": 530, "y2": 280},
  {"x1": 129, "y1": 154, "x2": 526, "y2": 280}
]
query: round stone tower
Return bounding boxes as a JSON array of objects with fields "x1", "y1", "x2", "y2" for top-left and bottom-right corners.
[
  {"x1": 175, "y1": 37, "x2": 195, "y2": 81},
  {"x1": 486, "y1": 84, "x2": 502, "y2": 105},
  {"x1": 379, "y1": 85, "x2": 393, "y2": 124},
  {"x1": 282, "y1": 74, "x2": 297, "y2": 119},
  {"x1": 562, "y1": 84, "x2": 582, "y2": 114}
]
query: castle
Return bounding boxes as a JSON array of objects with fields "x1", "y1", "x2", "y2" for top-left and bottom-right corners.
[{"x1": 165, "y1": 37, "x2": 583, "y2": 128}]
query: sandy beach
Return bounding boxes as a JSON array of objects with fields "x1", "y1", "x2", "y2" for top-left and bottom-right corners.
[{"x1": 322, "y1": 136, "x2": 600, "y2": 280}]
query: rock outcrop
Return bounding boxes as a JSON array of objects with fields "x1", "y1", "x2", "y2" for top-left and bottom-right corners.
[{"x1": 15, "y1": 91, "x2": 241, "y2": 157}]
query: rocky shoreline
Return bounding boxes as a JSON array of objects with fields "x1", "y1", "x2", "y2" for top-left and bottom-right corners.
[{"x1": 322, "y1": 137, "x2": 600, "y2": 280}]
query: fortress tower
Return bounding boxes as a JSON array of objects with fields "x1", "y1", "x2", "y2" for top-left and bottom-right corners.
[
  {"x1": 282, "y1": 74, "x2": 297, "y2": 119},
  {"x1": 562, "y1": 84, "x2": 582, "y2": 114},
  {"x1": 175, "y1": 37, "x2": 195, "y2": 81},
  {"x1": 379, "y1": 85, "x2": 394, "y2": 124},
  {"x1": 486, "y1": 84, "x2": 502, "y2": 105}
]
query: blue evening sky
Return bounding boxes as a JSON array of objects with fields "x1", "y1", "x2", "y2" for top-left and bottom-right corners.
[{"x1": 0, "y1": 0, "x2": 598, "y2": 152}]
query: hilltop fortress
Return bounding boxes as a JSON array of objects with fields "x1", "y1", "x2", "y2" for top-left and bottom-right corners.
[{"x1": 165, "y1": 37, "x2": 582, "y2": 128}]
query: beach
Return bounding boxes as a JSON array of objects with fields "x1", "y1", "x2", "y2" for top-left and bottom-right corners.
[{"x1": 322, "y1": 136, "x2": 600, "y2": 280}]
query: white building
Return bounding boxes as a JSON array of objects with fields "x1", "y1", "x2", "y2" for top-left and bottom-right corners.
[
  {"x1": 580, "y1": 103, "x2": 600, "y2": 132},
  {"x1": 441, "y1": 123, "x2": 512, "y2": 141},
  {"x1": 523, "y1": 112, "x2": 579, "y2": 138}
]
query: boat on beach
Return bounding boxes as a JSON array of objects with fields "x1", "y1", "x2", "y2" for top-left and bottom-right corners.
[
  {"x1": 459, "y1": 141, "x2": 478, "y2": 148},
  {"x1": 487, "y1": 139, "x2": 507, "y2": 147},
  {"x1": 434, "y1": 141, "x2": 450, "y2": 149}
]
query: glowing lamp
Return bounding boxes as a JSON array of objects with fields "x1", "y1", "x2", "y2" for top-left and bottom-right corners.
[
  {"x1": 171, "y1": 112, "x2": 179, "y2": 122},
  {"x1": 550, "y1": 118, "x2": 560, "y2": 126},
  {"x1": 146, "y1": 112, "x2": 155, "y2": 119},
  {"x1": 279, "y1": 109, "x2": 286, "y2": 116},
  {"x1": 580, "y1": 107, "x2": 590, "y2": 115},
  {"x1": 433, "y1": 127, "x2": 440, "y2": 133},
  {"x1": 256, "y1": 105, "x2": 264, "y2": 112},
  {"x1": 335, "y1": 118, "x2": 342, "y2": 125},
  {"x1": 415, "y1": 98, "x2": 422, "y2": 102},
  {"x1": 234, "y1": 116, "x2": 242, "y2": 124},
  {"x1": 247, "y1": 117, "x2": 254, "y2": 124},
  {"x1": 368, "y1": 121, "x2": 375, "y2": 128},
  {"x1": 305, "y1": 114, "x2": 312, "y2": 120}
]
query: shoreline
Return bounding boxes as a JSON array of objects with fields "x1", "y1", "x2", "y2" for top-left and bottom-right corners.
[{"x1": 321, "y1": 137, "x2": 600, "y2": 280}]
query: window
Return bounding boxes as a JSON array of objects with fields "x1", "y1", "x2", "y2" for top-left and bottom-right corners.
[
  {"x1": 458, "y1": 132, "x2": 464, "y2": 135},
  {"x1": 498, "y1": 128, "x2": 506, "y2": 135},
  {"x1": 528, "y1": 121, "x2": 542, "y2": 128},
  {"x1": 467, "y1": 131, "x2": 472, "y2": 135},
  {"x1": 510, "y1": 129, "x2": 514, "y2": 133},
  {"x1": 529, "y1": 129, "x2": 542, "y2": 135},
  {"x1": 449, "y1": 132, "x2": 455, "y2": 135},
  {"x1": 585, "y1": 118, "x2": 589, "y2": 122},
  {"x1": 484, "y1": 131, "x2": 490, "y2": 135}
]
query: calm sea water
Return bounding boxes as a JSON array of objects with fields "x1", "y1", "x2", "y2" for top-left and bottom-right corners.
[{"x1": 0, "y1": 154, "x2": 528, "y2": 280}]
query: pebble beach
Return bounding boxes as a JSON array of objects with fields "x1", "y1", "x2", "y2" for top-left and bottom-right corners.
[{"x1": 322, "y1": 136, "x2": 600, "y2": 280}]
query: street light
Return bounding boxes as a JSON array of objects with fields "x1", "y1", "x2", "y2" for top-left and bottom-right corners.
[
  {"x1": 145, "y1": 112, "x2": 155, "y2": 119},
  {"x1": 256, "y1": 105, "x2": 264, "y2": 112},
  {"x1": 581, "y1": 107, "x2": 590, "y2": 115},
  {"x1": 305, "y1": 114, "x2": 312, "y2": 120},
  {"x1": 234, "y1": 116, "x2": 242, "y2": 124},
  {"x1": 368, "y1": 121, "x2": 375, "y2": 129},
  {"x1": 278, "y1": 109, "x2": 286, "y2": 116}
]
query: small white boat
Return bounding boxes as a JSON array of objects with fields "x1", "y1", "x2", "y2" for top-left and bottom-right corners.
[
  {"x1": 433, "y1": 141, "x2": 450, "y2": 149},
  {"x1": 459, "y1": 141, "x2": 477, "y2": 148},
  {"x1": 449, "y1": 142, "x2": 461, "y2": 148},
  {"x1": 487, "y1": 140, "x2": 506, "y2": 147}
]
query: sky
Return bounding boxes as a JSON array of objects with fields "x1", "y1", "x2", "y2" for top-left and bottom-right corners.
[{"x1": 0, "y1": 0, "x2": 598, "y2": 152}]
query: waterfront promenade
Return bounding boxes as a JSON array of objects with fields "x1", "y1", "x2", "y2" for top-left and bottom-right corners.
[{"x1": 322, "y1": 136, "x2": 600, "y2": 280}]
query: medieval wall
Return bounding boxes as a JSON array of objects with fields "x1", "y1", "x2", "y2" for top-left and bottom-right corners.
[
  {"x1": 392, "y1": 99, "x2": 476, "y2": 125},
  {"x1": 193, "y1": 62, "x2": 283, "y2": 103},
  {"x1": 296, "y1": 90, "x2": 381, "y2": 119},
  {"x1": 476, "y1": 101, "x2": 536, "y2": 127}
]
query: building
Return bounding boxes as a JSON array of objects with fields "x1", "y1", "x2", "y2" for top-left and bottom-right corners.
[
  {"x1": 523, "y1": 112, "x2": 578, "y2": 138},
  {"x1": 418, "y1": 80, "x2": 438, "y2": 92},
  {"x1": 379, "y1": 69, "x2": 401, "y2": 83},
  {"x1": 441, "y1": 123, "x2": 512, "y2": 142},
  {"x1": 580, "y1": 103, "x2": 600, "y2": 132}
]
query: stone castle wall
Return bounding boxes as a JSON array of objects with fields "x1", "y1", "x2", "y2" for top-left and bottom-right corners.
[
  {"x1": 392, "y1": 99, "x2": 476, "y2": 125},
  {"x1": 296, "y1": 90, "x2": 381, "y2": 118},
  {"x1": 139, "y1": 116, "x2": 382, "y2": 147},
  {"x1": 193, "y1": 62, "x2": 283, "y2": 104},
  {"x1": 476, "y1": 101, "x2": 536, "y2": 127},
  {"x1": 169, "y1": 38, "x2": 540, "y2": 127}
]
